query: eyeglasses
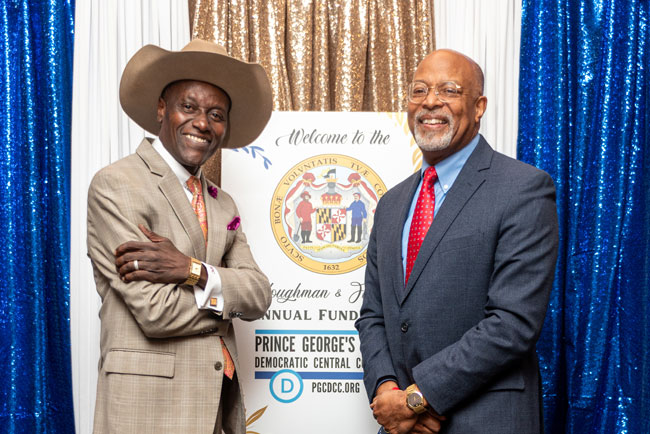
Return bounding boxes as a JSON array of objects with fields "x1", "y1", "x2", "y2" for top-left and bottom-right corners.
[{"x1": 407, "y1": 81, "x2": 470, "y2": 104}]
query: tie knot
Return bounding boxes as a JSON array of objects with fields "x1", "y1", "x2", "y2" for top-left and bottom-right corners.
[
  {"x1": 423, "y1": 166, "x2": 438, "y2": 188},
  {"x1": 186, "y1": 176, "x2": 201, "y2": 194}
]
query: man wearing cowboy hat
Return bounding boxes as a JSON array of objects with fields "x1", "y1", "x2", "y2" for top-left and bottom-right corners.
[{"x1": 87, "y1": 39, "x2": 273, "y2": 434}]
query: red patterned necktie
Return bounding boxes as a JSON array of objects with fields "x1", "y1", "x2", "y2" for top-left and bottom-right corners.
[
  {"x1": 405, "y1": 167, "x2": 438, "y2": 285},
  {"x1": 186, "y1": 175, "x2": 235, "y2": 379}
]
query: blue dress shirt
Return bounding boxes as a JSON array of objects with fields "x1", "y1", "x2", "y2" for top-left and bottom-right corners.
[{"x1": 401, "y1": 134, "x2": 480, "y2": 275}]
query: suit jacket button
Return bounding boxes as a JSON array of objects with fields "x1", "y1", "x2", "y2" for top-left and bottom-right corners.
[
  {"x1": 214, "y1": 361, "x2": 223, "y2": 371},
  {"x1": 401, "y1": 322, "x2": 409, "y2": 333}
]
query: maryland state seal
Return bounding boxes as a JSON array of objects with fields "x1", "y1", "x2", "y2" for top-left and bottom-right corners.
[{"x1": 271, "y1": 154, "x2": 387, "y2": 274}]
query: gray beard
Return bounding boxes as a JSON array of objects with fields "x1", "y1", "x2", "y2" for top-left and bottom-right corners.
[{"x1": 414, "y1": 125, "x2": 454, "y2": 152}]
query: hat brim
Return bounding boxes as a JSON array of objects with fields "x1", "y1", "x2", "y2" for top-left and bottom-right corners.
[{"x1": 120, "y1": 44, "x2": 272, "y2": 149}]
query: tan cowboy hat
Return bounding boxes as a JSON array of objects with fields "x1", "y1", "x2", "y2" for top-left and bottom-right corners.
[{"x1": 119, "y1": 39, "x2": 272, "y2": 149}]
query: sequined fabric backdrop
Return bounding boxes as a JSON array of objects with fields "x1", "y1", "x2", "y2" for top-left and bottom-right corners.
[
  {"x1": 519, "y1": 1, "x2": 650, "y2": 433},
  {"x1": 189, "y1": 0, "x2": 434, "y2": 183},
  {"x1": 0, "y1": 0, "x2": 76, "y2": 433}
]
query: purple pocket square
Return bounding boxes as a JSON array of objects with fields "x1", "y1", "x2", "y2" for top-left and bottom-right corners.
[
  {"x1": 208, "y1": 186, "x2": 218, "y2": 198},
  {"x1": 227, "y1": 216, "x2": 240, "y2": 231}
]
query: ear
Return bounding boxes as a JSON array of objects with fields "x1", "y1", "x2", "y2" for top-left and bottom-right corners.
[
  {"x1": 156, "y1": 97, "x2": 166, "y2": 123},
  {"x1": 474, "y1": 95, "x2": 487, "y2": 122}
]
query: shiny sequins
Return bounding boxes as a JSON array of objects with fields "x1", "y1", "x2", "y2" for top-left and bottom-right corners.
[
  {"x1": 519, "y1": 0, "x2": 649, "y2": 432},
  {"x1": 189, "y1": 0, "x2": 434, "y2": 111},
  {"x1": 0, "y1": 0, "x2": 75, "y2": 432}
]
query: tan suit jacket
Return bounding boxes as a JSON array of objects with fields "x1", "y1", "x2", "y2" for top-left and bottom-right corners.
[{"x1": 87, "y1": 139, "x2": 271, "y2": 434}]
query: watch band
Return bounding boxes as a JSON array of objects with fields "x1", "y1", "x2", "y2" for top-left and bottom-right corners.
[{"x1": 184, "y1": 257, "x2": 202, "y2": 286}]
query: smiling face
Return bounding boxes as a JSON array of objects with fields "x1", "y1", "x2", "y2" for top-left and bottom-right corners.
[
  {"x1": 407, "y1": 50, "x2": 487, "y2": 166},
  {"x1": 157, "y1": 80, "x2": 230, "y2": 174}
]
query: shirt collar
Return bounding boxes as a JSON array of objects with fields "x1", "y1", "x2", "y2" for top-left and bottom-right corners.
[
  {"x1": 421, "y1": 133, "x2": 480, "y2": 193},
  {"x1": 152, "y1": 137, "x2": 202, "y2": 186}
]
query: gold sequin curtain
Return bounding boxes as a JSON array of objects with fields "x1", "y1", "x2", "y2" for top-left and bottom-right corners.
[{"x1": 188, "y1": 0, "x2": 435, "y2": 112}]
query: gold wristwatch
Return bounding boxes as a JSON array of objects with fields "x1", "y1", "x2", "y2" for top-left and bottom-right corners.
[
  {"x1": 405, "y1": 384, "x2": 426, "y2": 414},
  {"x1": 184, "y1": 257, "x2": 202, "y2": 286}
]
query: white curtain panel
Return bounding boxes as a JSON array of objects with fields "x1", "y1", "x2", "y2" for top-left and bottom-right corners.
[
  {"x1": 434, "y1": 0, "x2": 522, "y2": 158},
  {"x1": 70, "y1": 1, "x2": 190, "y2": 432}
]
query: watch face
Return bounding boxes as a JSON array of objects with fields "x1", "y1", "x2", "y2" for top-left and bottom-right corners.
[
  {"x1": 191, "y1": 262, "x2": 202, "y2": 275},
  {"x1": 407, "y1": 392, "x2": 422, "y2": 408}
]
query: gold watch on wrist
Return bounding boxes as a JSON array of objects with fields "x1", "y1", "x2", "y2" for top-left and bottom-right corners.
[
  {"x1": 405, "y1": 384, "x2": 427, "y2": 414},
  {"x1": 184, "y1": 257, "x2": 202, "y2": 286}
]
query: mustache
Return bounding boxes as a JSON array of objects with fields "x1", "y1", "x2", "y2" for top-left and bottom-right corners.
[{"x1": 415, "y1": 109, "x2": 452, "y2": 123}]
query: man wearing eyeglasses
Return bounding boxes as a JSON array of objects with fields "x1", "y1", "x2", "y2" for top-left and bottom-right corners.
[{"x1": 355, "y1": 49, "x2": 558, "y2": 434}]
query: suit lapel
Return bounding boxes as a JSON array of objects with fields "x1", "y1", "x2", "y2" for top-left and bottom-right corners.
[
  {"x1": 389, "y1": 172, "x2": 422, "y2": 303},
  {"x1": 202, "y1": 174, "x2": 227, "y2": 267},
  {"x1": 136, "y1": 138, "x2": 206, "y2": 260},
  {"x1": 400, "y1": 137, "x2": 494, "y2": 304}
]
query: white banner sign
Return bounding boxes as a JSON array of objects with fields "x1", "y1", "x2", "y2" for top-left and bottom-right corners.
[{"x1": 223, "y1": 112, "x2": 419, "y2": 434}]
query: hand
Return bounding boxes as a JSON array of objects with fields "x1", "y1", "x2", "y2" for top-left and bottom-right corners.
[
  {"x1": 114, "y1": 224, "x2": 191, "y2": 284},
  {"x1": 412, "y1": 411, "x2": 446, "y2": 434},
  {"x1": 371, "y1": 388, "x2": 417, "y2": 434}
]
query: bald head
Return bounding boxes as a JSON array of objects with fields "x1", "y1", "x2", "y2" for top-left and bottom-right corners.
[{"x1": 418, "y1": 49, "x2": 484, "y2": 95}]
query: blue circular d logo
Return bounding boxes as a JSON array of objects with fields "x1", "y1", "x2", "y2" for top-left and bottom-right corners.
[{"x1": 269, "y1": 369, "x2": 304, "y2": 403}]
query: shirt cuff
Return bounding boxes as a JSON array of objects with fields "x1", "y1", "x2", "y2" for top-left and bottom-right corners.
[
  {"x1": 375, "y1": 376, "x2": 399, "y2": 397},
  {"x1": 193, "y1": 262, "x2": 224, "y2": 313}
]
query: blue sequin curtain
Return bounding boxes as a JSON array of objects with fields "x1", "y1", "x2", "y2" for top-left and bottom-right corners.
[
  {"x1": 0, "y1": 0, "x2": 75, "y2": 432},
  {"x1": 519, "y1": 1, "x2": 650, "y2": 433}
]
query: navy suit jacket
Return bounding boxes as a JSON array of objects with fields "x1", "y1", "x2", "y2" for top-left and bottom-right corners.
[{"x1": 355, "y1": 136, "x2": 558, "y2": 434}]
